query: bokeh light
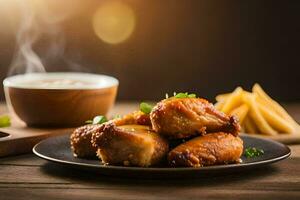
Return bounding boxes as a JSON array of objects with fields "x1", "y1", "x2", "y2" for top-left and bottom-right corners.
[{"x1": 92, "y1": 1, "x2": 136, "y2": 44}]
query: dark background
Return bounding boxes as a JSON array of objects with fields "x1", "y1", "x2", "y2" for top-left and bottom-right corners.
[{"x1": 0, "y1": 0, "x2": 299, "y2": 102}]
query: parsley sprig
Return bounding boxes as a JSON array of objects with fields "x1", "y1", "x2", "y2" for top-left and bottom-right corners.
[
  {"x1": 86, "y1": 115, "x2": 108, "y2": 125},
  {"x1": 140, "y1": 102, "x2": 153, "y2": 114},
  {"x1": 244, "y1": 147, "x2": 264, "y2": 158},
  {"x1": 113, "y1": 114, "x2": 122, "y2": 119},
  {"x1": 165, "y1": 92, "x2": 197, "y2": 99}
]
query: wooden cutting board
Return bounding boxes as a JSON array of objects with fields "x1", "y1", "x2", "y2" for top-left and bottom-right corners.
[{"x1": 0, "y1": 116, "x2": 73, "y2": 157}]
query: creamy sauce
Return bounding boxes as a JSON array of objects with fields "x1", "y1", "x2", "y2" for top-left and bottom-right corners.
[
  {"x1": 3, "y1": 73, "x2": 118, "y2": 90},
  {"x1": 24, "y1": 79, "x2": 94, "y2": 87}
]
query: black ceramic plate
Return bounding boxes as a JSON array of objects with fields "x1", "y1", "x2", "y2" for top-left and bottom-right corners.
[{"x1": 33, "y1": 134, "x2": 291, "y2": 178}]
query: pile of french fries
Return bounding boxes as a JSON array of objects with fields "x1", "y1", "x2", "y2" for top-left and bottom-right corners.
[{"x1": 215, "y1": 84, "x2": 300, "y2": 135}]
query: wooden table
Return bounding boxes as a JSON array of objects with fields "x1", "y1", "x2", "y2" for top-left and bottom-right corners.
[{"x1": 1, "y1": 102, "x2": 300, "y2": 200}]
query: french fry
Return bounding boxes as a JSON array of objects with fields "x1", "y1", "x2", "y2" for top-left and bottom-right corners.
[
  {"x1": 240, "y1": 126, "x2": 246, "y2": 133},
  {"x1": 216, "y1": 93, "x2": 230, "y2": 102},
  {"x1": 214, "y1": 83, "x2": 298, "y2": 136},
  {"x1": 243, "y1": 116, "x2": 258, "y2": 134},
  {"x1": 221, "y1": 87, "x2": 244, "y2": 114},
  {"x1": 243, "y1": 93, "x2": 277, "y2": 135},
  {"x1": 229, "y1": 104, "x2": 249, "y2": 124},
  {"x1": 216, "y1": 91, "x2": 252, "y2": 102},
  {"x1": 214, "y1": 100, "x2": 225, "y2": 110},
  {"x1": 253, "y1": 83, "x2": 299, "y2": 128},
  {"x1": 257, "y1": 102, "x2": 295, "y2": 134}
]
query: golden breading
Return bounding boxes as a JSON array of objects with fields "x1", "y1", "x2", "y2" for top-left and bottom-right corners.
[
  {"x1": 150, "y1": 98, "x2": 240, "y2": 139},
  {"x1": 70, "y1": 124, "x2": 104, "y2": 158},
  {"x1": 91, "y1": 123, "x2": 169, "y2": 167},
  {"x1": 168, "y1": 132, "x2": 243, "y2": 167}
]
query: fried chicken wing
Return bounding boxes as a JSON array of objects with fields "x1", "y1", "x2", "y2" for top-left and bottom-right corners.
[
  {"x1": 150, "y1": 98, "x2": 240, "y2": 139},
  {"x1": 70, "y1": 124, "x2": 104, "y2": 158},
  {"x1": 168, "y1": 132, "x2": 243, "y2": 167},
  {"x1": 91, "y1": 123, "x2": 169, "y2": 167},
  {"x1": 70, "y1": 111, "x2": 150, "y2": 158}
]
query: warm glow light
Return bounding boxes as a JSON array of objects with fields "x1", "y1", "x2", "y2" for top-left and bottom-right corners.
[{"x1": 92, "y1": 1, "x2": 136, "y2": 44}]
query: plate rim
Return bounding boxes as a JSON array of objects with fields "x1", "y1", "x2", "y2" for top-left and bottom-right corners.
[{"x1": 32, "y1": 134, "x2": 291, "y2": 172}]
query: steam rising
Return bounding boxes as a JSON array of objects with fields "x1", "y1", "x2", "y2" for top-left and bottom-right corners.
[{"x1": 8, "y1": 0, "x2": 82, "y2": 76}]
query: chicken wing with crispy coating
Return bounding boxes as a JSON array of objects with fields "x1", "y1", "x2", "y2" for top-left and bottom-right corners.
[
  {"x1": 150, "y1": 97, "x2": 240, "y2": 139},
  {"x1": 70, "y1": 124, "x2": 104, "y2": 158},
  {"x1": 70, "y1": 111, "x2": 151, "y2": 158},
  {"x1": 168, "y1": 132, "x2": 243, "y2": 167},
  {"x1": 91, "y1": 123, "x2": 169, "y2": 167}
]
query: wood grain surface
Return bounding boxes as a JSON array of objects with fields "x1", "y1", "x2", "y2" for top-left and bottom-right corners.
[
  {"x1": 0, "y1": 113, "x2": 73, "y2": 157},
  {"x1": 0, "y1": 102, "x2": 300, "y2": 200}
]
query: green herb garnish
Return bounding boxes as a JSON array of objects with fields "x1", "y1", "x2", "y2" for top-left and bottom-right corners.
[
  {"x1": 140, "y1": 102, "x2": 153, "y2": 114},
  {"x1": 0, "y1": 115, "x2": 10, "y2": 128},
  {"x1": 165, "y1": 92, "x2": 197, "y2": 99},
  {"x1": 113, "y1": 114, "x2": 122, "y2": 119},
  {"x1": 86, "y1": 115, "x2": 108, "y2": 125},
  {"x1": 244, "y1": 147, "x2": 264, "y2": 158},
  {"x1": 188, "y1": 93, "x2": 196, "y2": 98},
  {"x1": 174, "y1": 92, "x2": 197, "y2": 98}
]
